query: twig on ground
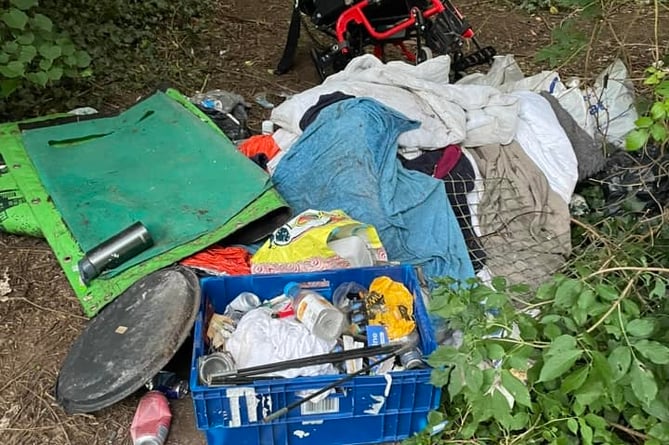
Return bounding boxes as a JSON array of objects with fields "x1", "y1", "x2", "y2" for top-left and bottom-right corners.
[{"x1": 2, "y1": 297, "x2": 87, "y2": 320}]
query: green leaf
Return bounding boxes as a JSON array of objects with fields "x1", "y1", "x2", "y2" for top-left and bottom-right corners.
[
  {"x1": 3, "y1": 41, "x2": 19, "y2": 54},
  {"x1": 509, "y1": 283, "x2": 530, "y2": 294},
  {"x1": 546, "y1": 335, "x2": 578, "y2": 356},
  {"x1": 16, "y1": 45, "x2": 36, "y2": 63},
  {"x1": 38, "y1": 44, "x2": 62, "y2": 61},
  {"x1": 429, "y1": 368, "x2": 450, "y2": 387},
  {"x1": 591, "y1": 351, "x2": 614, "y2": 383},
  {"x1": 650, "y1": 279, "x2": 666, "y2": 299},
  {"x1": 16, "y1": 31, "x2": 34, "y2": 45},
  {"x1": 0, "y1": 79, "x2": 20, "y2": 98},
  {"x1": 651, "y1": 101, "x2": 668, "y2": 120},
  {"x1": 545, "y1": 323, "x2": 562, "y2": 340},
  {"x1": 467, "y1": 365, "x2": 484, "y2": 393},
  {"x1": 491, "y1": 389, "x2": 513, "y2": 429},
  {"x1": 501, "y1": 370, "x2": 531, "y2": 408},
  {"x1": 584, "y1": 413, "x2": 607, "y2": 431},
  {"x1": 507, "y1": 346, "x2": 533, "y2": 370},
  {"x1": 608, "y1": 346, "x2": 632, "y2": 381},
  {"x1": 628, "y1": 413, "x2": 647, "y2": 430},
  {"x1": 25, "y1": 70, "x2": 48, "y2": 87},
  {"x1": 492, "y1": 276, "x2": 507, "y2": 292},
  {"x1": 657, "y1": 80, "x2": 669, "y2": 98},
  {"x1": 645, "y1": 398, "x2": 669, "y2": 422},
  {"x1": 0, "y1": 61, "x2": 25, "y2": 78},
  {"x1": 486, "y1": 343, "x2": 505, "y2": 361},
  {"x1": 572, "y1": 307, "x2": 588, "y2": 327},
  {"x1": 30, "y1": 13, "x2": 53, "y2": 32},
  {"x1": 448, "y1": 363, "x2": 466, "y2": 399},
  {"x1": 74, "y1": 50, "x2": 92, "y2": 68},
  {"x1": 650, "y1": 123, "x2": 668, "y2": 143},
  {"x1": 577, "y1": 289, "x2": 595, "y2": 310},
  {"x1": 428, "y1": 346, "x2": 459, "y2": 367},
  {"x1": 567, "y1": 418, "x2": 578, "y2": 434},
  {"x1": 0, "y1": 52, "x2": 8, "y2": 64},
  {"x1": 627, "y1": 319, "x2": 655, "y2": 338},
  {"x1": 579, "y1": 418, "x2": 594, "y2": 445},
  {"x1": 509, "y1": 412, "x2": 529, "y2": 431},
  {"x1": 554, "y1": 279, "x2": 581, "y2": 308},
  {"x1": 427, "y1": 410, "x2": 444, "y2": 426},
  {"x1": 626, "y1": 129, "x2": 649, "y2": 151},
  {"x1": 635, "y1": 116, "x2": 654, "y2": 128},
  {"x1": 38, "y1": 58, "x2": 52, "y2": 71},
  {"x1": 648, "y1": 422, "x2": 669, "y2": 442},
  {"x1": 560, "y1": 365, "x2": 589, "y2": 393},
  {"x1": 621, "y1": 299, "x2": 640, "y2": 318},
  {"x1": 539, "y1": 349, "x2": 582, "y2": 382},
  {"x1": 536, "y1": 281, "x2": 556, "y2": 300},
  {"x1": 633, "y1": 340, "x2": 669, "y2": 365},
  {"x1": 595, "y1": 283, "x2": 619, "y2": 301},
  {"x1": 574, "y1": 376, "x2": 604, "y2": 406},
  {"x1": 1, "y1": 8, "x2": 29, "y2": 30},
  {"x1": 47, "y1": 66, "x2": 63, "y2": 81},
  {"x1": 10, "y1": 0, "x2": 38, "y2": 10},
  {"x1": 61, "y1": 43, "x2": 76, "y2": 57},
  {"x1": 630, "y1": 360, "x2": 658, "y2": 406}
]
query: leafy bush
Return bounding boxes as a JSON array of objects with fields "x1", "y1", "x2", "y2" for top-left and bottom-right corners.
[
  {"x1": 627, "y1": 65, "x2": 669, "y2": 151},
  {"x1": 407, "y1": 213, "x2": 669, "y2": 444},
  {"x1": 0, "y1": 0, "x2": 91, "y2": 98}
]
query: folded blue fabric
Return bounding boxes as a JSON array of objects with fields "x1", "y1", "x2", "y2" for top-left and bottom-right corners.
[{"x1": 273, "y1": 97, "x2": 475, "y2": 284}]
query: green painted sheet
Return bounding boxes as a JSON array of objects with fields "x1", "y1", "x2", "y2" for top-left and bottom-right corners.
[
  {"x1": 0, "y1": 89, "x2": 290, "y2": 317},
  {"x1": 20, "y1": 91, "x2": 271, "y2": 277}
]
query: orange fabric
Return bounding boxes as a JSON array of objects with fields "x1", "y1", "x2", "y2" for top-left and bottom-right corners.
[
  {"x1": 181, "y1": 246, "x2": 251, "y2": 275},
  {"x1": 238, "y1": 135, "x2": 280, "y2": 160}
]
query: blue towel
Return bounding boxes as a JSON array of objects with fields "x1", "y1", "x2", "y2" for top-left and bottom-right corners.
[{"x1": 273, "y1": 98, "x2": 475, "y2": 284}]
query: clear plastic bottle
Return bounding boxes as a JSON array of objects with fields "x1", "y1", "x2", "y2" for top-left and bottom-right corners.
[{"x1": 284, "y1": 282, "x2": 347, "y2": 342}]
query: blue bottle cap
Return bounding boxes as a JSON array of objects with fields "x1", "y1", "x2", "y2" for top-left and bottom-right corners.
[{"x1": 283, "y1": 282, "x2": 301, "y2": 297}]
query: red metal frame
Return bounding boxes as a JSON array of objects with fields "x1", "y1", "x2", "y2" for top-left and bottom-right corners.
[{"x1": 334, "y1": 0, "x2": 474, "y2": 54}]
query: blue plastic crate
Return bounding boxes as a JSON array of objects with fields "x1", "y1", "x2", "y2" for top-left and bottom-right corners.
[{"x1": 190, "y1": 265, "x2": 441, "y2": 445}]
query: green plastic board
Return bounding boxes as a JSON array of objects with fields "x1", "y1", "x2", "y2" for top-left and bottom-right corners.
[{"x1": 0, "y1": 89, "x2": 290, "y2": 317}]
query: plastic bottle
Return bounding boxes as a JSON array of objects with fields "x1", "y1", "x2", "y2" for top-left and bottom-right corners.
[
  {"x1": 284, "y1": 282, "x2": 347, "y2": 342},
  {"x1": 130, "y1": 391, "x2": 172, "y2": 445}
]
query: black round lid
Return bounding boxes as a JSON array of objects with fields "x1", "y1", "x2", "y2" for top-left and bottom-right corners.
[{"x1": 56, "y1": 266, "x2": 200, "y2": 414}]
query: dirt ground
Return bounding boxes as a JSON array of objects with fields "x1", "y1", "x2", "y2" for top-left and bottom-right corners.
[{"x1": 1, "y1": 0, "x2": 667, "y2": 444}]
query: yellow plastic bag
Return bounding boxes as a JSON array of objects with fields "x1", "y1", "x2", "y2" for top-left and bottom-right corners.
[
  {"x1": 251, "y1": 209, "x2": 387, "y2": 274},
  {"x1": 366, "y1": 276, "x2": 415, "y2": 340}
]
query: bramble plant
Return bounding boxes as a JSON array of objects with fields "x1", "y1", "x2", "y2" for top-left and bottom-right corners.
[
  {"x1": 406, "y1": 214, "x2": 669, "y2": 444},
  {"x1": 626, "y1": 65, "x2": 669, "y2": 151},
  {"x1": 0, "y1": 0, "x2": 91, "y2": 98}
]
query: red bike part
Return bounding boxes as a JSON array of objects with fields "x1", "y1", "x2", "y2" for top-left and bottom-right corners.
[{"x1": 335, "y1": 0, "x2": 475, "y2": 54}]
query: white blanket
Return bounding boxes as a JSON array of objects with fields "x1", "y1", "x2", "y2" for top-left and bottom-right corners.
[{"x1": 271, "y1": 54, "x2": 520, "y2": 150}]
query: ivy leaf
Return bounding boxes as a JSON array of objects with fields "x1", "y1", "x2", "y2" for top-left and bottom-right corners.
[
  {"x1": 47, "y1": 66, "x2": 63, "y2": 81},
  {"x1": 30, "y1": 13, "x2": 53, "y2": 32},
  {"x1": 25, "y1": 71, "x2": 48, "y2": 87},
  {"x1": 3, "y1": 41, "x2": 19, "y2": 54},
  {"x1": 539, "y1": 349, "x2": 582, "y2": 382},
  {"x1": 630, "y1": 360, "x2": 658, "y2": 406},
  {"x1": 567, "y1": 418, "x2": 579, "y2": 434},
  {"x1": 650, "y1": 123, "x2": 667, "y2": 143},
  {"x1": 626, "y1": 319, "x2": 655, "y2": 338},
  {"x1": 501, "y1": 370, "x2": 531, "y2": 408},
  {"x1": 39, "y1": 58, "x2": 52, "y2": 71},
  {"x1": 608, "y1": 346, "x2": 632, "y2": 381},
  {"x1": 633, "y1": 340, "x2": 669, "y2": 365},
  {"x1": 0, "y1": 78, "x2": 20, "y2": 98},
  {"x1": 554, "y1": 278, "x2": 581, "y2": 308},
  {"x1": 0, "y1": 61, "x2": 25, "y2": 78},
  {"x1": 75, "y1": 50, "x2": 92, "y2": 68},
  {"x1": 561, "y1": 365, "x2": 589, "y2": 393},
  {"x1": 16, "y1": 31, "x2": 34, "y2": 45},
  {"x1": 38, "y1": 44, "x2": 62, "y2": 61},
  {"x1": 579, "y1": 418, "x2": 594, "y2": 445},
  {"x1": 17, "y1": 45, "x2": 36, "y2": 63},
  {"x1": 1, "y1": 8, "x2": 29, "y2": 30},
  {"x1": 10, "y1": 0, "x2": 38, "y2": 10}
]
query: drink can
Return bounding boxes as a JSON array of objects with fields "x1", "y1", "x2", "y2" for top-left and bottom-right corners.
[{"x1": 145, "y1": 371, "x2": 189, "y2": 400}]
